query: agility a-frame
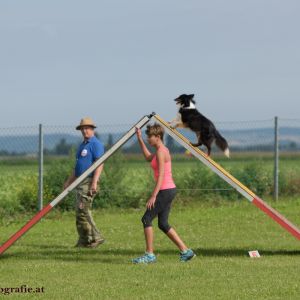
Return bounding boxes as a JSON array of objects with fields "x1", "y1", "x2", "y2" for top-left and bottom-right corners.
[
  {"x1": 1, "y1": 113, "x2": 299, "y2": 256},
  {"x1": 153, "y1": 114, "x2": 300, "y2": 241},
  {"x1": 0, "y1": 114, "x2": 154, "y2": 255}
]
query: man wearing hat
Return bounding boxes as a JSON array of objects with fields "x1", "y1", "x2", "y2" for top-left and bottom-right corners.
[{"x1": 64, "y1": 117, "x2": 105, "y2": 248}]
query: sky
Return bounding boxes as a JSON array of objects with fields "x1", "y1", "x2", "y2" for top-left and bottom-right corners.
[{"x1": 0, "y1": 0, "x2": 300, "y2": 127}]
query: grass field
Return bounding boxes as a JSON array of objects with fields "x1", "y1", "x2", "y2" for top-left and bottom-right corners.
[{"x1": 1, "y1": 199, "x2": 300, "y2": 299}]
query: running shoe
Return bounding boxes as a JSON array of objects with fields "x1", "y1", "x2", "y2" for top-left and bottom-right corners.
[
  {"x1": 180, "y1": 249, "x2": 196, "y2": 262},
  {"x1": 132, "y1": 252, "x2": 157, "y2": 264}
]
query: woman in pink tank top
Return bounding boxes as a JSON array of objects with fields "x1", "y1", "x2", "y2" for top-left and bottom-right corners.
[{"x1": 132, "y1": 123, "x2": 195, "y2": 264}]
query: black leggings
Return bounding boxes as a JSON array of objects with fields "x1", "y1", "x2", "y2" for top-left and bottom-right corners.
[{"x1": 141, "y1": 188, "x2": 176, "y2": 233}]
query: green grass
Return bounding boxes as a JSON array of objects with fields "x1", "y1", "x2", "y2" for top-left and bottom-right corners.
[{"x1": 1, "y1": 199, "x2": 300, "y2": 299}]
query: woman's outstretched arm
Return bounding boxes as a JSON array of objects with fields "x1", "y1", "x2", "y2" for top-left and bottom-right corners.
[{"x1": 135, "y1": 127, "x2": 153, "y2": 161}]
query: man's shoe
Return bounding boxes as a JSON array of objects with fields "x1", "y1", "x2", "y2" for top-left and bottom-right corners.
[
  {"x1": 180, "y1": 249, "x2": 196, "y2": 262},
  {"x1": 132, "y1": 252, "x2": 156, "y2": 264},
  {"x1": 86, "y1": 238, "x2": 105, "y2": 248}
]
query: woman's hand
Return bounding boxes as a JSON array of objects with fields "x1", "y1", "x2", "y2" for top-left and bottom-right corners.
[
  {"x1": 135, "y1": 127, "x2": 142, "y2": 139},
  {"x1": 146, "y1": 195, "x2": 156, "y2": 210}
]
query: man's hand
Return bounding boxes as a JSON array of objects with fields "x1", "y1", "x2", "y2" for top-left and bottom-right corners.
[
  {"x1": 146, "y1": 195, "x2": 156, "y2": 210},
  {"x1": 88, "y1": 182, "x2": 98, "y2": 196}
]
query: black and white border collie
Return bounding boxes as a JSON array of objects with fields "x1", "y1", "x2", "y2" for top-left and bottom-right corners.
[{"x1": 169, "y1": 94, "x2": 230, "y2": 157}]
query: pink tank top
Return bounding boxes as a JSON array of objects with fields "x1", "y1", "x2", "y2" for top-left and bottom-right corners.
[{"x1": 150, "y1": 147, "x2": 176, "y2": 190}]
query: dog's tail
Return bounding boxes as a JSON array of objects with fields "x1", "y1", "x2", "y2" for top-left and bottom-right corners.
[{"x1": 215, "y1": 130, "x2": 230, "y2": 158}]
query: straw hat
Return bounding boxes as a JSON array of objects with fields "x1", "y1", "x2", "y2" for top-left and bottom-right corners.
[{"x1": 76, "y1": 117, "x2": 97, "y2": 130}]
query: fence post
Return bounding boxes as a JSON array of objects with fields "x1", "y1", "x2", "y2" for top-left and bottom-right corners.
[
  {"x1": 274, "y1": 116, "x2": 279, "y2": 201},
  {"x1": 38, "y1": 124, "x2": 43, "y2": 211}
]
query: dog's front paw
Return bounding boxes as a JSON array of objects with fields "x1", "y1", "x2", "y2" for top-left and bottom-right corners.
[{"x1": 169, "y1": 122, "x2": 176, "y2": 129}]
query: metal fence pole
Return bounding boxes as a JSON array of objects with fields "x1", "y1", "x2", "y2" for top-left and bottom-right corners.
[
  {"x1": 274, "y1": 116, "x2": 279, "y2": 201},
  {"x1": 38, "y1": 124, "x2": 43, "y2": 211}
]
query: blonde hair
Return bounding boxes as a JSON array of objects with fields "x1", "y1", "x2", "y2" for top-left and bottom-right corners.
[{"x1": 145, "y1": 123, "x2": 164, "y2": 140}]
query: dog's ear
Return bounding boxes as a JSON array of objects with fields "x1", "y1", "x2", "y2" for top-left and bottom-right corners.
[{"x1": 188, "y1": 94, "x2": 196, "y2": 104}]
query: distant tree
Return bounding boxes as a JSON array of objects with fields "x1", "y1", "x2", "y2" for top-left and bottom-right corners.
[
  {"x1": 94, "y1": 131, "x2": 101, "y2": 139},
  {"x1": 106, "y1": 133, "x2": 114, "y2": 149},
  {"x1": 123, "y1": 141, "x2": 141, "y2": 154},
  {"x1": 166, "y1": 135, "x2": 175, "y2": 150},
  {"x1": 165, "y1": 135, "x2": 184, "y2": 153},
  {"x1": 0, "y1": 150, "x2": 9, "y2": 156},
  {"x1": 54, "y1": 138, "x2": 73, "y2": 155},
  {"x1": 289, "y1": 142, "x2": 297, "y2": 150}
]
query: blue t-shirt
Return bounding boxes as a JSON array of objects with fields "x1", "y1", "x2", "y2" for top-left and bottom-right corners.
[{"x1": 75, "y1": 136, "x2": 105, "y2": 177}]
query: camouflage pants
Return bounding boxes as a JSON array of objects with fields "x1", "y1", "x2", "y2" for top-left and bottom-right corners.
[{"x1": 75, "y1": 178, "x2": 102, "y2": 244}]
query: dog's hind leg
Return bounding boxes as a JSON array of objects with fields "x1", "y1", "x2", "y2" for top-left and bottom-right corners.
[
  {"x1": 203, "y1": 137, "x2": 214, "y2": 156},
  {"x1": 206, "y1": 145, "x2": 211, "y2": 157},
  {"x1": 190, "y1": 132, "x2": 203, "y2": 147}
]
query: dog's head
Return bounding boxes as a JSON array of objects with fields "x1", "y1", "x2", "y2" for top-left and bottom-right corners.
[{"x1": 174, "y1": 94, "x2": 196, "y2": 109}]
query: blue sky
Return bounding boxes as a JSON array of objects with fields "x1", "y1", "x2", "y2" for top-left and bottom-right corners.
[{"x1": 1, "y1": 0, "x2": 299, "y2": 127}]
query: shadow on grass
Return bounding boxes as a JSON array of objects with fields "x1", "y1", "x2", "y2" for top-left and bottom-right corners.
[
  {"x1": 1, "y1": 244, "x2": 299, "y2": 262},
  {"x1": 194, "y1": 248, "x2": 300, "y2": 257}
]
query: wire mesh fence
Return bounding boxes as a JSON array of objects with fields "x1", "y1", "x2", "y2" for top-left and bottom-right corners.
[
  {"x1": 0, "y1": 117, "x2": 299, "y2": 215},
  {"x1": 279, "y1": 118, "x2": 300, "y2": 152},
  {"x1": 2, "y1": 117, "x2": 299, "y2": 159}
]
